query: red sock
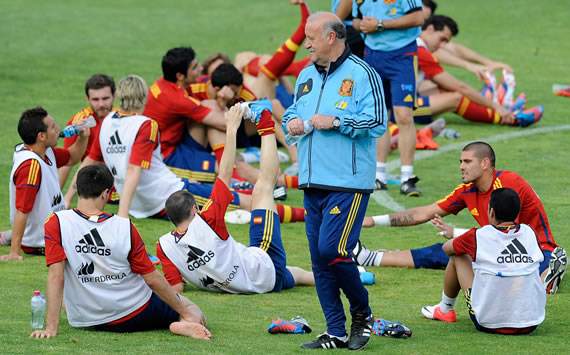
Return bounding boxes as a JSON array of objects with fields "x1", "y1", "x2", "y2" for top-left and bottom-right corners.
[
  {"x1": 257, "y1": 110, "x2": 275, "y2": 136},
  {"x1": 283, "y1": 175, "x2": 299, "y2": 189},
  {"x1": 276, "y1": 204, "x2": 305, "y2": 223},
  {"x1": 282, "y1": 57, "x2": 311, "y2": 77},
  {"x1": 243, "y1": 56, "x2": 261, "y2": 77},
  {"x1": 260, "y1": 3, "x2": 309, "y2": 80},
  {"x1": 455, "y1": 96, "x2": 500, "y2": 124},
  {"x1": 212, "y1": 144, "x2": 225, "y2": 164}
]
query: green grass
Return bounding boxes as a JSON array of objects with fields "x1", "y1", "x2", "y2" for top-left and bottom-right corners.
[{"x1": 1, "y1": 0, "x2": 569, "y2": 353}]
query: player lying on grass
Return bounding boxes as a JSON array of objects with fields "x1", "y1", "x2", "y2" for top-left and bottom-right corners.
[
  {"x1": 421, "y1": 187, "x2": 545, "y2": 333},
  {"x1": 354, "y1": 142, "x2": 567, "y2": 294},
  {"x1": 73, "y1": 75, "x2": 304, "y2": 223},
  {"x1": 156, "y1": 103, "x2": 314, "y2": 294},
  {"x1": 413, "y1": 15, "x2": 542, "y2": 127},
  {"x1": 31, "y1": 164, "x2": 210, "y2": 339}
]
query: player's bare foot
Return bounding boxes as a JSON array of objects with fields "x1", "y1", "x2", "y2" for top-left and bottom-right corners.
[
  {"x1": 170, "y1": 321, "x2": 212, "y2": 340},
  {"x1": 362, "y1": 216, "x2": 375, "y2": 228}
]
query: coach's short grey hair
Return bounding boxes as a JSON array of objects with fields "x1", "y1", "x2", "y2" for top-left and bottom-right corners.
[
  {"x1": 117, "y1": 74, "x2": 148, "y2": 112},
  {"x1": 309, "y1": 12, "x2": 347, "y2": 41}
]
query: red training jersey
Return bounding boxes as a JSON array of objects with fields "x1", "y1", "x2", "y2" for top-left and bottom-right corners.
[
  {"x1": 143, "y1": 78, "x2": 211, "y2": 158},
  {"x1": 417, "y1": 44, "x2": 444, "y2": 81},
  {"x1": 437, "y1": 170, "x2": 557, "y2": 252}
]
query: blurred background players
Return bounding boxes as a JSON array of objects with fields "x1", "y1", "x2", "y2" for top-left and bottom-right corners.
[{"x1": 353, "y1": 0, "x2": 425, "y2": 196}]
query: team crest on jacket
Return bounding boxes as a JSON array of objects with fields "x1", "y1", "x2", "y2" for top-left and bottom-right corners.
[
  {"x1": 339, "y1": 79, "x2": 353, "y2": 97},
  {"x1": 296, "y1": 78, "x2": 313, "y2": 101}
]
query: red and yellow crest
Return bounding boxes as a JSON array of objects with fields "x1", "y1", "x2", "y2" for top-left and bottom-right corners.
[{"x1": 339, "y1": 79, "x2": 353, "y2": 97}]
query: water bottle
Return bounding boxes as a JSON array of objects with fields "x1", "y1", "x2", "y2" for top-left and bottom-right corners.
[
  {"x1": 441, "y1": 128, "x2": 460, "y2": 139},
  {"x1": 285, "y1": 120, "x2": 313, "y2": 146},
  {"x1": 59, "y1": 115, "x2": 97, "y2": 138},
  {"x1": 357, "y1": 266, "x2": 376, "y2": 285},
  {"x1": 31, "y1": 290, "x2": 46, "y2": 330}
]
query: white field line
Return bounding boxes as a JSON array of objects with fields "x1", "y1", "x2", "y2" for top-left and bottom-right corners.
[{"x1": 372, "y1": 124, "x2": 570, "y2": 211}]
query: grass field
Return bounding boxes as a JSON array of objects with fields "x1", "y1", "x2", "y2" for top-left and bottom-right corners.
[{"x1": 1, "y1": 0, "x2": 569, "y2": 353}]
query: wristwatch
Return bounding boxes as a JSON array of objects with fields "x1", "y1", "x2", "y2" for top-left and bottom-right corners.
[
  {"x1": 332, "y1": 117, "x2": 341, "y2": 130},
  {"x1": 376, "y1": 20, "x2": 384, "y2": 32}
]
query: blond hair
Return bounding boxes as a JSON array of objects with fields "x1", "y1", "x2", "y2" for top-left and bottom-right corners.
[{"x1": 117, "y1": 75, "x2": 148, "y2": 112}]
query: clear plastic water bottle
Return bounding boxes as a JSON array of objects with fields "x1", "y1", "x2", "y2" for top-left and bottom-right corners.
[
  {"x1": 285, "y1": 120, "x2": 313, "y2": 146},
  {"x1": 59, "y1": 115, "x2": 97, "y2": 138},
  {"x1": 31, "y1": 290, "x2": 46, "y2": 330},
  {"x1": 441, "y1": 128, "x2": 460, "y2": 139}
]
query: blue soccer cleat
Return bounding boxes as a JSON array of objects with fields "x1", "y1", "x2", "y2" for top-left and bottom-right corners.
[
  {"x1": 267, "y1": 316, "x2": 312, "y2": 334},
  {"x1": 514, "y1": 105, "x2": 544, "y2": 127},
  {"x1": 372, "y1": 319, "x2": 412, "y2": 338},
  {"x1": 241, "y1": 99, "x2": 273, "y2": 123},
  {"x1": 510, "y1": 92, "x2": 527, "y2": 113}
]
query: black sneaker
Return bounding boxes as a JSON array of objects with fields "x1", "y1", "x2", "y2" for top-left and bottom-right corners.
[
  {"x1": 273, "y1": 186, "x2": 288, "y2": 200},
  {"x1": 400, "y1": 176, "x2": 421, "y2": 197},
  {"x1": 301, "y1": 333, "x2": 348, "y2": 350},
  {"x1": 348, "y1": 313, "x2": 374, "y2": 350},
  {"x1": 375, "y1": 179, "x2": 388, "y2": 191}
]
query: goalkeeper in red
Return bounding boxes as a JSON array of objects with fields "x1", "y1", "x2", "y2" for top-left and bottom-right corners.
[{"x1": 157, "y1": 102, "x2": 313, "y2": 294}]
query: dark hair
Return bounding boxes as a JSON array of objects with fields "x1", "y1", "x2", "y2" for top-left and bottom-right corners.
[
  {"x1": 202, "y1": 52, "x2": 231, "y2": 75},
  {"x1": 463, "y1": 141, "x2": 496, "y2": 167},
  {"x1": 85, "y1": 74, "x2": 116, "y2": 97},
  {"x1": 76, "y1": 165, "x2": 114, "y2": 199},
  {"x1": 489, "y1": 188, "x2": 520, "y2": 223},
  {"x1": 422, "y1": 0, "x2": 438, "y2": 14},
  {"x1": 325, "y1": 19, "x2": 346, "y2": 40},
  {"x1": 18, "y1": 107, "x2": 49, "y2": 145},
  {"x1": 165, "y1": 190, "x2": 197, "y2": 226},
  {"x1": 162, "y1": 47, "x2": 196, "y2": 83},
  {"x1": 423, "y1": 15, "x2": 459, "y2": 36},
  {"x1": 211, "y1": 64, "x2": 243, "y2": 88}
]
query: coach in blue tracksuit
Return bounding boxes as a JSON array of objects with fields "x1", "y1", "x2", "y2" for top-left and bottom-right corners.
[{"x1": 283, "y1": 12, "x2": 386, "y2": 351}]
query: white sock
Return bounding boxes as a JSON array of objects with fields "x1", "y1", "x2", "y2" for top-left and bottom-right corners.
[
  {"x1": 400, "y1": 165, "x2": 414, "y2": 183},
  {"x1": 354, "y1": 243, "x2": 384, "y2": 267},
  {"x1": 376, "y1": 162, "x2": 387, "y2": 183},
  {"x1": 327, "y1": 333, "x2": 348, "y2": 342},
  {"x1": 438, "y1": 291, "x2": 457, "y2": 313}
]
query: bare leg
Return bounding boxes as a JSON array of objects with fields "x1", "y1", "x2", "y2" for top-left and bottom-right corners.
[
  {"x1": 188, "y1": 121, "x2": 208, "y2": 147},
  {"x1": 453, "y1": 254, "x2": 474, "y2": 290},
  {"x1": 393, "y1": 106, "x2": 415, "y2": 166},
  {"x1": 251, "y1": 130, "x2": 278, "y2": 211},
  {"x1": 287, "y1": 266, "x2": 315, "y2": 286},
  {"x1": 443, "y1": 256, "x2": 462, "y2": 298},
  {"x1": 376, "y1": 130, "x2": 391, "y2": 164},
  {"x1": 428, "y1": 92, "x2": 462, "y2": 115},
  {"x1": 379, "y1": 250, "x2": 416, "y2": 268}
]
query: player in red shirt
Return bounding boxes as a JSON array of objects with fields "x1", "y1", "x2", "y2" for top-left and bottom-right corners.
[
  {"x1": 1, "y1": 107, "x2": 89, "y2": 261},
  {"x1": 354, "y1": 142, "x2": 566, "y2": 294},
  {"x1": 32, "y1": 165, "x2": 210, "y2": 339},
  {"x1": 413, "y1": 15, "x2": 542, "y2": 127},
  {"x1": 60, "y1": 74, "x2": 116, "y2": 187}
]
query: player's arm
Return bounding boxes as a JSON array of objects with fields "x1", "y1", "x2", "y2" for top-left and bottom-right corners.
[
  {"x1": 439, "y1": 42, "x2": 513, "y2": 73},
  {"x1": 1, "y1": 210, "x2": 27, "y2": 260},
  {"x1": 357, "y1": 8, "x2": 424, "y2": 33},
  {"x1": 175, "y1": 94, "x2": 226, "y2": 132},
  {"x1": 217, "y1": 104, "x2": 245, "y2": 186},
  {"x1": 365, "y1": 203, "x2": 449, "y2": 228},
  {"x1": 442, "y1": 228, "x2": 477, "y2": 257},
  {"x1": 433, "y1": 46, "x2": 487, "y2": 80},
  {"x1": 65, "y1": 127, "x2": 90, "y2": 166},
  {"x1": 431, "y1": 71, "x2": 507, "y2": 114},
  {"x1": 118, "y1": 164, "x2": 141, "y2": 218},
  {"x1": 30, "y1": 261, "x2": 64, "y2": 338},
  {"x1": 156, "y1": 242, "x2": 184, "y2": 294},
  {"x1": 335, "y1": 0, "x2": 352, "y2": 20}
]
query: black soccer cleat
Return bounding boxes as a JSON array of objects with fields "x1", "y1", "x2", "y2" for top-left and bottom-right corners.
[
  {"x1": 375, "y1": 179, "x2": 388, "y2": 191},
  {"x1": 348, "y1": 313, "x2": 374, "y2": 350},
  {"x1": 301, "y1": 333, "x2": 348, "y2": 350},
  {"x1": 400, "y1": 176, "x2": 421, "y2": 197}
]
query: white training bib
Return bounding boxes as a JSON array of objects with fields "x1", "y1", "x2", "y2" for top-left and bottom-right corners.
[
  {"x1": 99, "y1": 112, "x2": 183, "y2": 218},
  {"x1": 9, "y1": 146, "x2": 65, "y2": 247},
  {"x1": 471, "y1": 224, "x2": 546, "y2": 328},
  {"x1": 159, "y1": 214, "x2": 276, "y2": 294},
  {"x1": 57, "y1": 210, "x2": 152, "y2": 327}
]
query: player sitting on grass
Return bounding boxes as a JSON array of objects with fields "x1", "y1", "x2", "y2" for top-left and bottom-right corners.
[
  {"x1": 413, "y1": 15, "x2": 542, "y2": 127},
  {"x1": 355, "y1": 142, "x2": 566, "y2": 295},
  {"x1": 31, "y1": 164, "x2": 210, "y2": 340},
  {"x1": 422, "y1": 188, "x2": 545, "y2": 334},
  {"x1": 156, "y1": 103, "x2": 314, "y2": 294}
]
